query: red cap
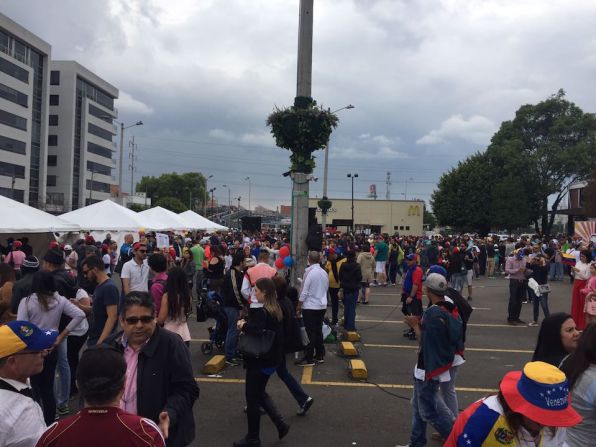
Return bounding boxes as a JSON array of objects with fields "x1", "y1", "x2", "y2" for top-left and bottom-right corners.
[
  {"x1": 85, "y1": 235, "x2": 95, "y2": 245},
  {"x1": 133, "y1": 242, "x2": 145, "y2": 251},
  {"x1": 13, "y1": 241, "x2": 23, "y2": 248}
]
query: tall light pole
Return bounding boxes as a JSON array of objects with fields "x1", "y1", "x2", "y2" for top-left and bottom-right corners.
[
  {"x1": 222, "y1": 184, "x2": 231, "y2": 226},
  {"x1": 209, "y1": 187, "x2": 216, "y2": 218},
  {"x1": 347, "y1": 173, "x2": 358, "y2": 233},
  {"x1": 244, "y1": 177, "x2": 251, "y2": 213},
  {"x1": 321, "y1": 104, "x2": 354, "y2": 232},
  {"x1": 204, "y1": 174, "x2": 213, "y2": 215},
  {"x1": 236, "y1": 196, "x2": 241, "y2": 230}
]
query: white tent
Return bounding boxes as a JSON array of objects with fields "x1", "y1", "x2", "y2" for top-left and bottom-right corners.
[
  {"x1": 179, "y1": 210, "x2": 228, "y2": 231},
  {"x1": 59, "y1": 199, "x2": 145, "y2": 231},
  {"x1": 137, "y1": 206, "x2": 190, "y2": 231},
  {"x1": 0, "y1": 194, "x2": 80, "y2": 233}
]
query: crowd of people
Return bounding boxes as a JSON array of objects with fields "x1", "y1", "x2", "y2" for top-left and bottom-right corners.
[{"x1": 0, "y1": 228, "x2": 595, "y2": 446}]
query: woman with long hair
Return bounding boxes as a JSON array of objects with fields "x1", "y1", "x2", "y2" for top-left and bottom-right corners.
[
  {"x1": 157, "y1": 267, "x2": 191, "y2": 346},
  {"x1": 205, "y1": 244, "x2": 225, "y2": 293},
  {"x1": 16, "y1": 270, "x2": 86, "y2": 424},
  {"x1": 560, "y1": 324, "x2": 596, "y2": 446},
  {"x1": 571, "y1": 250, "x2": 592, "y2": 330},
  {"x1": 234, "y1": 277, "x2": 288, "y2": 447},
  {"x1": 532, "y1": 312, "x2": 581, "y2": 366},
  {"x1": 220, "y1": 252, "x2": 245, "y2": 366},
  {"x1": 181, "y1": 247, "x2": 196, "y2": 292}
]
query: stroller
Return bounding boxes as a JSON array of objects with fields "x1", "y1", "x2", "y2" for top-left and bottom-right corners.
[{"x1": 199, "y1": 285, "x2": 228, "y2": 355}]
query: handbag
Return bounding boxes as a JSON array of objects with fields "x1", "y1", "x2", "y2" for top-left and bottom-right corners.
[
  {"x1": 237, "y1": 329, "x2": 276, "y2": 359},
  {"x1": 538, "y1": 284, "x2": 551, "y2": 294}
]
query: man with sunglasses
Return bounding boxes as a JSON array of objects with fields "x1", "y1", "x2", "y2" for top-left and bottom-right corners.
[
  {"x1": 82, "y1": 255, "x2": 119, "y2": 347},
  {"x1": 0, "y1": 320, "x2": 58, "y2": 446},
  {"x1": 104, "y1": 292, "x2": 199, "y2": 447},
  {"x1": 121, "y1": 242, "x2": 149, "y2": 296}
]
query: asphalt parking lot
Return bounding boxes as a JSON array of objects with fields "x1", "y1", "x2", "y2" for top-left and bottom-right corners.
[{"x1": 188, "y1": 276, "x2": 574, "y2": 447}]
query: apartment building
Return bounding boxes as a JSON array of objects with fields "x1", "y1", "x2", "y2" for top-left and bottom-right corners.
[
  {"x1": 46, "y1": 61, "x2": 118, "y2": 211},
  {"x1": 0, "y1": 13, "x2": 51, "y2": 206}
]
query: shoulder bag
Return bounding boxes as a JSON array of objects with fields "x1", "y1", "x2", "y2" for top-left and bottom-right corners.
[{"x1": 237, "y1": 329, "x2": 275, "y2": 359}]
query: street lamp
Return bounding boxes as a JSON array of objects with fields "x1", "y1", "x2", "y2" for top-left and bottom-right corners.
[
  {"x1": 204, "y1": 174, "x2": 213, "y2": 215},
  {"x1": 236, "y1": 196, "x2": 241, "y2": 229},
  {"x1": 209, "y1": 187, "x2": 216, "y2": 218},
  {"x1": 244, "y1": 177, "x2": 251, "y2": 213},
  {"x1": 222, "y1": 184, "x2": 231, "y2": 226},
  {"x1": 321, "y1": 104, "x2": 354, "y2": 232},
  {"x1": 347, "y1": 172, "x2": 358, "y2": 233}
]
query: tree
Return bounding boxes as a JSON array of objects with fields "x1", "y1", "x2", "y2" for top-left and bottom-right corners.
[
  {"x1": 423, "y1": 206, "x2": 437, "y2": 229},
  {"x1": 136, "y1": 172, "x2": 207, "y2": 211},
  {"x1": 486, "y1": 89, "x2": 596, "y2": 235},
  {"x1": 128, "y1": 203, "x2": 149, "y2": 212},
  {"x1": 155, "y1": 197, "x2": 187, "y2": 214}
]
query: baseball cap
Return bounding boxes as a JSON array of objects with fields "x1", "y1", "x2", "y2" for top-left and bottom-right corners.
[
  {"x1": 427, "y1": 265, "x2": 448, "y2": 277},
  {"x1": 63, "y1": 244, "x2": 72, "y2": 251},
  {"x1": 0, "y1": 321, "x2": 58, "y2": 358},
  {"x1": 424, "y1": 273, "x2": 448, "y2": 294},
  {"x1": 133, "y1": 242, "x2": 146, "y2": 251},
  {"x1": 44, "y1": 248, "x2": 65, "y2": 265},
  {"x1": 406, "y1": 253, "x2": 417, "y2": 262},
  {"x1": 13, "y1": 240, "x2": 22, "y2": 248}
]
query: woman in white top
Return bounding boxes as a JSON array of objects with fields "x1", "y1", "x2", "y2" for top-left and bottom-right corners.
[
  {"x1": 157, "y1": 267, "x2": 191, "y2": 346},
  {"x1": 571, "y1": 250, "x2": 592, "y2": 330},
  {"x1": 16, "y1": 270, "x2": 85, "y2": 424},
  {"x1": 561, "y1": 324, "x2": 596, "y2": 447}
]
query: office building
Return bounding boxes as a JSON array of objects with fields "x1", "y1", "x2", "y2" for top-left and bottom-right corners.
[
  {"x1": 0, "y1": 13, "x2": 51, "y2": 206},
  {"x1": 46, "y1": 61, "x2": 118, "y2": 211}
]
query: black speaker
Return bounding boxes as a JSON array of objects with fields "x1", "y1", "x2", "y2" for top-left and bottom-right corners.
[
  {"x1": 241, "y1": 216, "x2": 261, "y2": 232},
  {"x1": 306, "y1": 224, "x2": 322, "y2": 251},
  {"x1": 308, "y1": 207, "x2": 317, "y2": 226}
]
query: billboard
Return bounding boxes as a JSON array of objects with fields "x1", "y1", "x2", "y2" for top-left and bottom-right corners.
[{"x1": 574, "y1": 221, "x2": 596, "y2": 244}]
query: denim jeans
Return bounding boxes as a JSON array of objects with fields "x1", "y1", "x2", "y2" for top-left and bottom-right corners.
[
  {"x1": 31, "y1": 348, "x2": 58, "y2": 424},
  {"x1": 54, "y1": 338, "x2": 70, "y2": 408},
  {"x1": 410, "y1": 378, "x2": 455, "y2": 447},
  {"x1": 439, "y1": 365, "x2": 460, "y2": 419},
  {"x1": 223, "y1": 306, "x2": 240, "y2": 360},
  {"x1": 548, "y1": 262, "x2": 563, "y2": 281},
  {"x1": 508, "y1": 279, "x2": 525, "y2": 321},
  {"x1": 342, "y1": 289, "x2": 358, "y2": 331},
  {"x1": 450, "y1": 273, "x2": 465, "y2": 294},
  {"x1": 328, "y1": 288, "x2": 340, "y2": 325},
  {"x1": 529, "y1": 289, "x2": 550, "y2": 322},
  {"x1": 245, "y1": 367, "x2": 284, "y2": 440},
  {"x1": 276, "y1": 355, "x2": 309, "y2": 406}
]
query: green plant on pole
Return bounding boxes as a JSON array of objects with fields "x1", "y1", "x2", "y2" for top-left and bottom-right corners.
[{"x1": 266, "y1": 97, "x2": 339, "y2": 174}]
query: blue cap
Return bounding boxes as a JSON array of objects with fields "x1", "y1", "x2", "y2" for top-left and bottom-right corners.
[
  {"x1": 0, "y1": 320, "x2": 58, "y2": 358},
  {"x1": 427, "y1": 264, "x2": 448, "y2": 277}
]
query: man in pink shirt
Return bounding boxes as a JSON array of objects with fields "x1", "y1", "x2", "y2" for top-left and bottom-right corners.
[
  {"x1": 4, "y1": 240, "x2": 26, "y2": 275},
  {"x1": 241, "y1": 251, "x2": 278, "y2": 308}
]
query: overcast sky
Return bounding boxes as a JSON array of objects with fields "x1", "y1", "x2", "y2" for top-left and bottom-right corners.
[{"x1": 4, "y1": 0, "x2": 596, "y2": 210}]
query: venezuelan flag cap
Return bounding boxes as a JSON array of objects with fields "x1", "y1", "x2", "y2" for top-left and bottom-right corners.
[
  {"x1": 0, "y1": 321, "x2": 58, "y2": 358},
  {"x1": 500, "y1": 361, "x2": 581, "y2": 427}
]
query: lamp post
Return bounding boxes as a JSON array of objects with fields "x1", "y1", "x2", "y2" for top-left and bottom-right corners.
[
  {"x1": 244, "y1": 177, "x2": 251, "y2": 214},
  {"x1": 222, "y1": 184, "x2": 231, "y2": 226},
  {"x1": 236, "y1": 196, "x2": 241, "y2": 229},
  {"x1": 347, "y1": 173, "x2": 358, "y2": 233},
  {"x1": 321, "y1": 104, "x2": 354, "y2": 232},
  {"x1": 209, "y1": 187, "x2": 216, "y2": 218},
  {"x1": 204, "y1": 174, "x2": 213, "y2": 215}
]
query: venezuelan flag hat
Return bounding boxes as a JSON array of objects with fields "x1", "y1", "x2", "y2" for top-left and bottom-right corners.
[
  {"x1": 500, "y1": 361, "x2": 581, "y2": 427},
  {"x1": 0, "y1": 321, "x2": 58, "y2": 358}
]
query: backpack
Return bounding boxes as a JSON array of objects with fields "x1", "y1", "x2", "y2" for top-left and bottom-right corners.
[
  {"x1": 114, "y1": 248, "x2": 133, "y2": 274},
  {"x1": 444, "y1": 287, "x2": 473, "y2": 342}
]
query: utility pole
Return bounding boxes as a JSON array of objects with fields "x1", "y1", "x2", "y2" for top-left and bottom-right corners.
[
  {"x1": 204, "y1": 174, "x2": 213, "y2": 216},
  {"x1": 385, "y1": 171, "x2": 391, "y2": 200},
  {"x1": 237, "y1": 196, "x2": 241, "y2": 230},
  {"x1": 348, "y1": 173, "x2": 358, "y2": 233},
  {"x1": 291, "y1": 0, "x2": 314, "y2": 285},
  {"x1": 129, "y1": 137, "x2": 137, "y2": 196}
]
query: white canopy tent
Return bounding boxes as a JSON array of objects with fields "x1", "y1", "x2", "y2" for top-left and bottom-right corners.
[
  {"x1": 178, "y1": 210, "x2": 228, "y2": 231},
  {"x1": 137, "y1": 206, "x2": 190, "y2": 231},
  {"x1": 60, "y1": 199, "x2": 145, "y2": 231},
  {"x1": 0, "y1": 195, "x2": 80, "y2": 256}
]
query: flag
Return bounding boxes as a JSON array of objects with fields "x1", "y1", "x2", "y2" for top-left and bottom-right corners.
[{"x1": 561, "y1": 253, "x2": 576, "y2": 266}]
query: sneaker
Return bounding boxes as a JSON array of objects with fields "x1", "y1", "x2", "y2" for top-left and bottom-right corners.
[
  {"x1": 226, "y1": 358, "x2": 241, "y2": 367},
  {"x1": 315, "y1": 357, "x2": 325, "y2": 364},
  {"x1": 528, "y1": 321, "x2": 539, "y2": 327},
  {"x1": 515, "y1": 319, "x2": 526, "y2": 325},
  {"x1": 277, "y1": 422, "x2": 290, "y2": 440},
  {"x1": 294, "y1": 358, "x2": 315, "y2": 367},
  {"x1": 56, "y1": 404, "x2": 69, "y2": 417},
  {"x1": 297, "y1": 396, "x2": 314, "y2": 416},
  {"x1": 233, "y1": 436, "x2": 261, "y2": 447},
  {"x1": 522, "y1": 300, "x2": 528, "y2": 304}
]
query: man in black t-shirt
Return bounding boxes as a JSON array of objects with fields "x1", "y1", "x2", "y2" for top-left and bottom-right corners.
[{"x1": 82, "y1": 256, "x2": 119, "y2": 346}]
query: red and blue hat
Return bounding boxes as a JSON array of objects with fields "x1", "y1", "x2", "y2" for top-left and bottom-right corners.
[
  {"x1": 0, "y1": 321, "x2": 58, "y2": 358},
  {"x1": 500, "y1": 361, "x2": 581, "y2": 427}
]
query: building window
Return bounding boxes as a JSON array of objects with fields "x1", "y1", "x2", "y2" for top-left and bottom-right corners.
[
  {"x1": 88, "y1": 104, "x2": 112, "y2": 122},
  {"x1": 49, "y1": 94, "x2": 59, "y2": 106},
  {"x1": 87, "y1": 161, "x2": 112, "y2": 176},
  {"x1": 0, "y1": 161, "x2": 26, "y2": 179},
  {"x1": 49, "y1": 114, "x2": 58, "y2": 126},
  {"x1": 47, "y1": 175, "x2": 57, "y2": 187},
  {"x1": 48, "y1": 135, "x2": 58, "y2": 146},
  {"x1": 0, "y1": 56, "x2": 29, "y2": 83},
  {"x1": 405, "y1": 226, "x2": 410, "y2": 231},
  {"x1": 87, "y1": 142, "x2": 112, "y2": 158},
  {"x1": 0, "y1": 82, "x2": 28, "y2": 107},
  {"x1": 399, "y1": 226, "x2": 404, "y2": 230},
  {"x1": 0, "y1": 187, "x2": 24, "y2": 202},
  {"x1": 50, "y1": 70, "x2": 60, "y2": 85},
  {"x1": 88, "y1": 123, "x2": 113, "y2": 141},
  {"x1": 0, "y1": 109, "x2": 27, "y2": 131},
  {"x1": 86, "y1": 179, "x2": 111, "y2": 193},
  {"x1": 47, "y1": 155, "x2": 57, "y2": 166},
  {"x1": 0, "y1": 135, "x2": 26, "y2": 155},
  {"x1": 393, "y1": 226, "x2": 399, "y2": 231}
]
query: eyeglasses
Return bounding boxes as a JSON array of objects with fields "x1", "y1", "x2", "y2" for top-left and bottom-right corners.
[{"x1": 124, "y1": 316, "x2": 154, "y2": 325}]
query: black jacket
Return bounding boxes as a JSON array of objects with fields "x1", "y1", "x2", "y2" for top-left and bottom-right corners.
[
  {"x1": 104, "y1": 326, "x2": 200, "y2": 447},
  {"x1": 220, "y1": 268, "x2": 244, "y2": 309},
  {"x1": 339, "y1": 261, "x2": 362, "y2": 291},
  {"x1": 243, "y1": 307, "x2": 283, "y2": 369}
]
